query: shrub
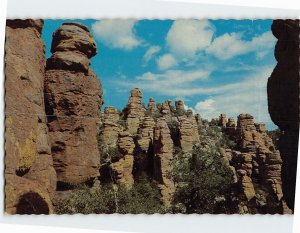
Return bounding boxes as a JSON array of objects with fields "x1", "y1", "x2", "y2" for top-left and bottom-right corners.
[
  {"x1": 171, "y1": 145, "x2": 234, "y2": 214},
  {"x1": 55, "y1": 177, "x2": 166, "y2": 214}
]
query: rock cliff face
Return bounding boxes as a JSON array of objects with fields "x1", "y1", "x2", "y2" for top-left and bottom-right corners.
[
  {"x1": 44, "y1": 22, "x2": 103, "y2": 187},
  {"x1": 5, "y1": 19, "x2": 56, "y2": 214},
  {"x1": 267, "y1": 19, "x2": 299, "y2": 210},
  {"x1": 221, "y1": 114, "x2": 291, "y2": 214}
]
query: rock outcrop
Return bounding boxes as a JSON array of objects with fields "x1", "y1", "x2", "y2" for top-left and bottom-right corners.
[
  {"x1": 161, "y1": 100, "x2": 173, "y2": 122},
  {"x1": 153, "y1": 118, "x2": 175, "y2": 206},
  {"x1": 44, "y1": 22, "x2": 103, "y2": 187},
  {"x1": 148, "y1": 97, "x2": 158, "y2": 114},
  {"x1": 223, "y1": 114, "x2": 291, "y2": 214},
  {"x1": 267, "y1": 19, "x2": 299, "y2": 210},
  {"x1": 135, "y1": 117, "x2": 155, "y2": 177},
  {"x1": 123, "y1": 88, "x2": 145, "y2": 134},
  {"x1": 5, "y1": 19, "x2": 56, "y2": 214},
  {"x1": 219, "y1": 114, "x2": 227, "y2": 128},
  {"x1": 111, "y1": 131, "x2": 135, "y2": 186},
  {"x1": 101, "y1": 106, "x2": 121, "y2": 147}
]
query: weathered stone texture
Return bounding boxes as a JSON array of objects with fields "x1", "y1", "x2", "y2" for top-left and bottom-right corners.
[
  {"x1": 153, "y1": 118, "x2": 175, "y2": 206},
  {"x1": 124, "y1": 88, "x2": 145, "y2": 134},
  {"x1": 5, "y1": 19, "x2": 56, "y2": 214},
  {"x1": 45, "y1": 22, "x2": 103, "y2": 186}
]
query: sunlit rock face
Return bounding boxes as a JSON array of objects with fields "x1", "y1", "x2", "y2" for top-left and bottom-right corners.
[
  {"x1": 5, "y1": 19, "x2": 56, "y2": 214},
  {"x1": 45, "y1": 22, "x2": 103, "y2": 186}
]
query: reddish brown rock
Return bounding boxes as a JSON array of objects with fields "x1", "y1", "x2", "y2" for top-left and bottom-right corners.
[
  {"x1": 219, "y1": 114, "x2": 227, "y2": 128},
  {"x1": 267, "y1": 19, "x2": 299, "y2": 210},
  {"x1": 100, "y1": 106, "x2": 121, "y2": 147},
  {"x1": 111, "y1": 131, "x2": 135, "y2": 186},
  {"x1": 153, "y1": 118, "x2": 175, "y2": 206},
  {"x1": 161, "y1": 100, "x2": 173, "y2": 122},
  {"x1": 175, "y1": 100, "x2": 185, "y2": 111},
  {"x1": 5, "y1": 19, "x2": 56, "y2": 214},
  {"x1": 45, "y1": 22, "x2": 103, "y2": 186},
  {"x1": 148, "y1": 97, "x2": 157, "y2": 114},
  {"x1": 123, "y1": 88, "x2": 145, "y2": 134},
  {"x1": 178, "y1": 116, "x2": 195, "y2": 153},
  {"x1": 229, "y1": 113, "x2": 290, "y2": 213}
]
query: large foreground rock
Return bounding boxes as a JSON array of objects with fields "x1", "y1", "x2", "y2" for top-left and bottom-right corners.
[
  {"x1": 267, "y1": 19, "x2": 299, "y2": 210},
  {"x1": 5, "y1": 19, "x2": 56, "y2": 214},
  {"x1": 45, "y1": 22, "x2": 103, "y2": 186}
]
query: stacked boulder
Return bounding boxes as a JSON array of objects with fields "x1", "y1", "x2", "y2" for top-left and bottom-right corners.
[
  {"x1": 123, "y1": 88, "x2": 145, "y2": 134},
  {"x1": 223, "y1": 114, "x2": 291, "y2": 214},
  {"x1": 44, "y1": 22, "x2": 103, "y2": 187},
  {"x1": 101, "y1": 106, "x2": 121, "y2": 147},
  {"x1": 111, "y1": 131, "x2": 135, "y2": 187},
  {"x1": 153, "y1": 118, "x2": 175, "y2": 206},
  {"x1": 5, "y1": 19, "x2": 56, "y2": 214}
]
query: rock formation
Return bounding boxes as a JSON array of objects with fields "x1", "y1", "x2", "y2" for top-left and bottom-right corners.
[
  {"x1": 135, "y1": 117, "x2": 155, "y2": 177},
  {"x1": 44, "y1": 22, "x2": 103, "y2": 187},
  {"x1": 153, "y1": 118, "x2": 175, "y2": 206},
  {"x1": 5, "y1": 19, "x2": 56, "y2": 214},
  {"x1": 148, "y1": 97, "x2": 157, "y2": 114},
  {"x1": 5, "y1": 19, "x2": 296, "y2": 215},
  {"x1": 161, "y1": 100, "x2": 173, "y2": 122},
  {"x1": 111, "y1": 131, "x2": 135, "y2": 186},
  {"x1": 123, "y1": 88, "x2": 145, "y2": 134},
  {"x1": 267, "y1": 19, "x2": 299, "y2": 210},
  {"x1": 100, "y1": 106, "x2": 121, "y2": 147},
  {"x1": 219, "y1": 114, "x2": 227, "y2": 128},
  {"x1": 223, "y1": 114, "x2": 291, "y2": 214}
]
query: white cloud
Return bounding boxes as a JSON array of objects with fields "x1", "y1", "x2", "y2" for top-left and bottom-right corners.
[
  {"x1": 195, "y1": 99, "x2": 215, "y2": 113},
  {"x1": 143, "y1": 46, "x2": 161, "y2": 63},
  {"x1": 166, "y1": 20, "x2": 214, "y2": 59},
  {"x1": 91, "y1": 20, "x2": 141, "y2": 50},
  {"x1": 157, "y1": 53, "x2": 177, "y2": 70},
  {"x1": 117, "y1": 69, "x2": 210, "y2": 96},
  {"x1": 206, "y1": 31, "x2": 275, "y2": 60},
  {"x1": 193, "y1": 66, "x2": 274, "y2": 126}
]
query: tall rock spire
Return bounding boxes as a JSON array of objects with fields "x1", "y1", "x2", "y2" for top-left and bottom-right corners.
[{"x1": 45, "y1": 22, "x2": 103, "y2": 187}]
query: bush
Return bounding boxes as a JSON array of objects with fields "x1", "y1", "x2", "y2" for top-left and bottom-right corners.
[
  {"x1": 55, "y1": 178, "x2": 166, "y2": 214},
  {"x1": 171, "y1": 145, "x2": 234, "y2": 213}
]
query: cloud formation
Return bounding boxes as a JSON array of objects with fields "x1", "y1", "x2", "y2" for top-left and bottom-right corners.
[
  {"x1": 143, "y1": 46, "x2": 161, "y2": 63},
  {"x1": 166, "y1": 20, "x2": 214, "y2": 59},
  {"x1": 157, "y1": 53, "x2": 177, "y2": 70},
  {"x1": 92, "y1": 20, "x2": 141, "y2": 50},
  {"x1": 206, "y1": 31, "x2": 275, "y2": 60}
]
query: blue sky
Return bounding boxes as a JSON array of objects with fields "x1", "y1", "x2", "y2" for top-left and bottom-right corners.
[{"x1": 42, "y1": 19, "x2": 277, "y2": 129}]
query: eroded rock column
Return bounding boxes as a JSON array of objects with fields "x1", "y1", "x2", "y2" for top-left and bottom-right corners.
[
  {"x1": 153, "y1": 118, "x2": 175, "y2": 206},
  {"x1": 45, "y1": 22, "x2": 103, "y2": 186}
]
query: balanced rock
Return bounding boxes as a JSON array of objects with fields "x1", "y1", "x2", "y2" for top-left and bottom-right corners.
[
  {"x1": 45, "y1": 22, "x2": 103, "y2": 186},
  {"x1": 219, "y1": 114, "x2": 227, "y2": 127}
]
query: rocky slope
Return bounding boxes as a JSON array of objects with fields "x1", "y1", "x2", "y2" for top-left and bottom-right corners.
[
  {"x1": 267, "y1": 19, "x2": 299, "y2": 210},
  {"x1": 4, "y1": 19, "x2": 297, "y2": 214}
]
